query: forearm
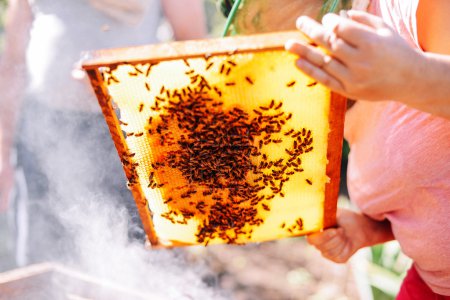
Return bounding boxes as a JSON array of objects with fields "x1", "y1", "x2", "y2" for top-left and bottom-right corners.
[
  {"x1": 308, "y1": 208, "x2": 395, "y2": 263},
  {"x1": 0, "y1": 0, "x2": 32, "y2": 161},
  {"x1": 287, "y1": 10, "x2": 450, "y2": 120},
  {"x1": 0, "y1": 59, "x2": 27, "y2": 160},
  {"x1": 162, "y1": 0, "x2": 207, "y2": 40},
  {"x1": 360, "y1": 214, "x2": 395, "y2": 248},
  {"x1": 406, "y1": 52, "x2": 450, "y2": 119}
]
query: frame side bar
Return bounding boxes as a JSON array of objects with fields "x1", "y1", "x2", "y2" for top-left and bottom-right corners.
[
  {"x1": 85, "y1": 69, "x2": 159, "y2": 246},
  {"x1": 323, "y1": 93, "x2": 347, "y2": 228}
]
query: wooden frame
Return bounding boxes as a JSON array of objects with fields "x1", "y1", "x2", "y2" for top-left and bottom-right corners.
[
  {"x1": 0, "y1": 263, "x2": 162, "y2": 299},
  {"x1": 82, "y1": 31, "x2": 346, "y2": 247}
]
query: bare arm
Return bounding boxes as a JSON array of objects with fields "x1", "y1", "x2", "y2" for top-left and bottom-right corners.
[
  {"x1": 285, "y1": 6, "x2": 450, "y2": 119},
  {"x1": 0, "y1": 0, "x2": 32, "y2": 206},
  {"x1": 161, "y1": 0, "x2": 207, "y2": 40},
  {"x1": 411, "y1": 0, "x2": 450, "y2": 118},
  {"x1": 0, "y1": 0, "x2": 32, "y2": 156},
  {"x1": 307, "y1": 208, "x2": 394, "y2": 263},
  {"x1": 87, "y1": 0, "x2": 152, "y2": 25}
]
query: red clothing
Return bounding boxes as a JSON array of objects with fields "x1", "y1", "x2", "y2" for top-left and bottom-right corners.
[{"x1": 397, "y1": 266, "x2": 450, "y2": 300}]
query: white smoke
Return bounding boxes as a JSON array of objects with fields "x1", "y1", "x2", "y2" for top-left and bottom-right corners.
[
  {"x1": 10, "y1": 96, "x2": 228, "y2": 299},
  {"x1": 56, "y1": 194, "x2": 223, "y2": 299}
]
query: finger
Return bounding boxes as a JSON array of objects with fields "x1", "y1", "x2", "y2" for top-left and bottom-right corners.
[
  {"x1": 347, "y1": 10, "x2": 386, "y2": 29},
  {"x1": 286, "y1": 40, "x2": 350, "y2": 79},
  {"x1": 307, "y1": 228, "x2": 340, "y2": 246},
  {"x1": 295, "y1": 58, "x2": 346, "y2": 94},
  {"x1": 327, "y1": 34, "x2": 358, "y2": 62},
  {"x1": 322, "y1": 13, "x2": 375, "y2": 47},
  {"x1": 286, "y1": 38, "x2": 354, "y2": 64},
  {"x1": 315, "y1": 230, "x2": 347, "y2": 253},
  {"x1": 295, "y1": 16, "x2": 358, "y2": 62},
  {"x1": 332, "y1": 242, "x2": 354, "y2": 263},
  {"x1": 296, "y1": 16, "x2": 334, "y2": 51},
  {"x1": 322, "y1": 246, "x2": 351, "y2": 263},
  {"x1": 321, "y1": 241, "x2": 347, "y2": 259},
  {"x1": 286, "y1": 40, "x2": 325, "y2": 66}
]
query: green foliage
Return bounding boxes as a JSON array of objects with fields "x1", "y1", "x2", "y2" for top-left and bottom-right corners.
[
  {"x1": 319, "y1": 0, "x2": 352, "y2": 18},
  {"x1": 218, "y1": 0, "x2": 353, "y2": 37},
  {"x1": 217, "y1": 0, "x2": 353, "y2": 19},
  {"x1": 368, "y1": 242, "x2": 411, "y2": 299},
  {"x1": 221, "y1": 0, "x2": 241, "y2": 36},
  {"x1": 218, "y1": 0, "x2": 234, "y2": 17},
  {"x1": 321, "y1": 0, "x2": 340, "y2": 15},
  {"x1": 0, "y1": 0, "x2": 6, "y2": 52},
  {"x1": 372, "y1": 287, "x2": 395, "y2": 300},
  {"x1": 0, "y1": 0, "x2": 6, "y2": 27}
]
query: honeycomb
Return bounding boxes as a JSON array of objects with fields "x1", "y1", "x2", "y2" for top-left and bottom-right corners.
[{"x1": 83, "y1": 31, "x2": 345, "y2": 247}]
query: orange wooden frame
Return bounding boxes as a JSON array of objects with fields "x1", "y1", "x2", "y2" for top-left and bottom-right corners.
[{"x1": 82, "y1": 31, "x2": 346, "y2": 247}]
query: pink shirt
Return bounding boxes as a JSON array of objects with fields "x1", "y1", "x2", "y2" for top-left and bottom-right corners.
[{"x1": 345, "y1": 0, "x2": 450, "y2": 295}]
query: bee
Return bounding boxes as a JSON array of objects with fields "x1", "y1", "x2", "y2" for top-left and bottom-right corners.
[
  {"x1": 205, "y1": 62, "x2": 214, "y2": 71},
  {"x1": 287, "y1": 81, "x2": 296, "y2": 87}
]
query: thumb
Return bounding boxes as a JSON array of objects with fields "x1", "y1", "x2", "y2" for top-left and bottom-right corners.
[
  {"x1": 347, "y1": 10, "x2": 386, "y2": 29},
  {"x1": 307, "y1": 228, "x2": 340, "y2": 246}
]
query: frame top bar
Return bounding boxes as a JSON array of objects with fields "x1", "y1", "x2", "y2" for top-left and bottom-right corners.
[{"x1": 82, "y1": 31, "x2": 305, "y2": 70}]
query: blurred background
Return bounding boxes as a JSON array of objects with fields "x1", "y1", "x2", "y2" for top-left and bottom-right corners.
[{"x1": 0, "y1": 1, "x2": 411, "y2": 299}]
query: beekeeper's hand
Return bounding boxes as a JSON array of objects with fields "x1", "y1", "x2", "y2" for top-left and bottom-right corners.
[
  {"x1": 307, "y1": 208, "x2": 394, "y2": 263},
  {"x1": 286, "y1": 11, "x2": 420, "y2": 102},
  {"x1": 286, "y1": 8, "x2": 450, "y2": 119}
]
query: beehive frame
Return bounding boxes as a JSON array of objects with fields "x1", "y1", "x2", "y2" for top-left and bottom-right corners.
[{"x1": 82, "y1": 31, "x2": 346, "y2": 247}]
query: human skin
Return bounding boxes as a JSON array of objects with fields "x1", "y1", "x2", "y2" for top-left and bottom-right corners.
[
  {"x1": 286, "y1": 0, "x2": 450, "y2": 263},
  {"x1": 0, "y1": 0, "x2": 31, "y2": 210},
  {"x1": 0, "y1": 0, "x2": 206, "y2": 209},
  {"x1": 307, "y1": 208, "x2": 394, "y2": 263},
  {"x1": 285, "y1": 2, "x2": 450, "y2": 120}
]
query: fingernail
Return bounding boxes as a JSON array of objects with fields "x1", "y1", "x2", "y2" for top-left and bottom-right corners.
[
  {"x1": 322, "y1": 13, "x2": 340, "y2": 31},
  {"x1": 346, "y1": 10, "x2": 357, "y2": 19},
  {"x1": 339, "y1": 10, "x2": 349, "y2": 19},
  {"x1": 321, "y1": 13, "x2": 333, "y2": 22},
  {"x1": 296, "y1": 16, "x2": 304, "y2": 29},
  {"x1": 285, "y1": 39, "x2": 296, "y2": 51}
]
